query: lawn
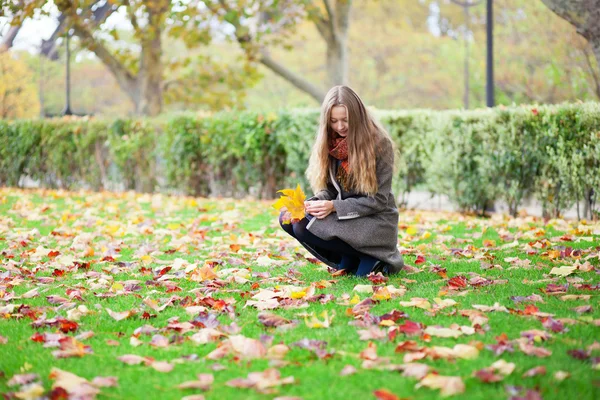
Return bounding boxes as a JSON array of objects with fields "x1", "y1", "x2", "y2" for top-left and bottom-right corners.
[{"x1": 0, "y1": 187, "x2": 598, "y2": 400}]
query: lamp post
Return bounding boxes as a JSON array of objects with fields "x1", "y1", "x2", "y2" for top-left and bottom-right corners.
[
  {"x1": 450, "y1": 0, "x2": 482, "y2": 109},
  {"x1": 61, "y1": 29, "x2": 73, "y2": 116},
  {"x1": 486, "y1": 0, "x2": 494, "y2": 107}
]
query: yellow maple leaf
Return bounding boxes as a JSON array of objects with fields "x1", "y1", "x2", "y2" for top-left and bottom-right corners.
[{"x1": 272, "y1": 184, "x2": 306, "y2": 222}]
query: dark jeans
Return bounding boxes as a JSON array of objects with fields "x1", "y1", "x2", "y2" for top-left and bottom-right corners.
[{"x1": 279, "y1": 212, "x2": 378, "y2": 276}]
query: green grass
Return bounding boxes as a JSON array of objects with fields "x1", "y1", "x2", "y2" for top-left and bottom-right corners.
[{"x1": 0, "y1": 187, "x2": 599, "y2": 400}]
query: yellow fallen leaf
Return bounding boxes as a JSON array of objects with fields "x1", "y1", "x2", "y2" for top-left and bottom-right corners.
[
  {"x1": 272, "y1": 184, "x2": 306, "y2": 221},
  {"x1": 406, "y1": 226, "x2": 418, "y2": 235},
  {"x1": 291, "y1": 290, "x2": 307, "y2": 299},
  {"x1": 305, "y1": 310, "x2": 334, "y2": 329},
  {"x1": 550, "y1": 266, "x2": 577, "y2": 277}
]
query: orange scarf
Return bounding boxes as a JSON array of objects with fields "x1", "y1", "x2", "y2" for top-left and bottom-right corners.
[{"x1": 329, "y1": 136, "x2": 350, "y2": 188}]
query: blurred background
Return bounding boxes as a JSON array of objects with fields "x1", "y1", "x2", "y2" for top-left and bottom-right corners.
[{"x1": 1, "y1": 0, "x2": 598, "y2": 118}]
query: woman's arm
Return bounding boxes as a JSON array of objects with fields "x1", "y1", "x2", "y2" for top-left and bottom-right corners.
[
  {"x1": 331, "y1": 144, "x2": 394, "y2": 220},
  {"x1": 307, "y1": 181, "x2": 337, "y2": 201}
]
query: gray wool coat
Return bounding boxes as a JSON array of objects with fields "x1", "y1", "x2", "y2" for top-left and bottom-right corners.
[{"x1": 303, "y1": 141, "x2": 405, "y2": 270}]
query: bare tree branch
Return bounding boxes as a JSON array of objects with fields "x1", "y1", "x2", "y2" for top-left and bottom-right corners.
[
  {"x1": 259, "y1": 50, "x2": 325, "y2": 101},
  {"x1": 69, "y1": 19, "x2": 139, "y2": 100}
]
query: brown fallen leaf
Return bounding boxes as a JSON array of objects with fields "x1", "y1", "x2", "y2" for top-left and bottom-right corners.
[
  {"x1": 416, "y1": 373, "x2": 465, "y2": 396},
  {"x1": 258, "y1": 312, "x2": 293, "y2": 327},
  {"x1": 106, "y1": 308, "x2": 134, "y2": 321},
  {"x1": 359, "y1": 342, "x2": 379, "y2": 361},
  {"x1": 340, "y1": 365, "x2": 357, "y2": 376},
  {"x1": 90, "y1": 376, "x2": 119, "y2": 387},
  {"x1": 517, "y1": 340, "x2": 552, "y2": 357},
  {"x1": 226, "y1": 368, "x2": 295, "y2": 394},
  {"x1": 400, "y1": 363, "x2": 430, "y2": 380},
  {"x1": 52, "y1": 337, "x2": 93, "y2": 359},
  {"x1": 7, "y1": 373, "x2": 39, "y2": 387},
  {"x1": 151, "y1": 361, "x2": 174, "y2": 373},
  {"x1": 522, "y1": 366, "x2": 546, "y2": 378},
  {"x1": 178, "y1": 374, "x2": 214, "y2": 391},
  {"x1": 117, "y1": 354, "x2": 153, "y2": 365},
  {"x1": 49, "y1": 368, "x2": 100, "y2": 398}
]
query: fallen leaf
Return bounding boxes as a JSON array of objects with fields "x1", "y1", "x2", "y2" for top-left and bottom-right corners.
[{"x1": 416, "y1": 373, "x2": 465, "y2": 396}]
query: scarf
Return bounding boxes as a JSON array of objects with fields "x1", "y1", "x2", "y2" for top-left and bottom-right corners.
[{"x1": 329, "y1": 136, "x2": 351, "y2": 189}]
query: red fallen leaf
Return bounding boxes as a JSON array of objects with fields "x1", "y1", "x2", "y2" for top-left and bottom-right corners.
[
  {"x1": 52, "y1": 269, "x2": 66, "y2": 277},
  {"x1": 540, "y1": 283, "x2": 568, "y2": 294},
  {"x1": 48, "y1": 250, "x2": 60, "y2": 258},
  {"x1": 523, "y1": 304, "x2": 539, "y2": 315},
  {"x1": 380, "y1": 310, "x2": 408, "y2": 323},
  {"x1": 101, "y1": 256, "x2": 115, "y2": 262},
  {"x1": 474, "y1": 368, "x2": 504, "y2": 383},
  {"x1": 49, "y1": 387, "x2": 69, "y2": 400},
  {"x1": 157, "y1": 266, "x2": 172, "y2": 277},
  {"x1": 250, "y1": 282, "x2": 260, "y2": 290},
  {"x1": 139, "y1": 267, "x2": 152, "y2": 275},
  {"x1": 368, "y1": 272, "x2": 388, "y2": 284},
  {"x1": 394, "y1": 320, "x2": 423, "y2": 337},
  {"x1": 141, "y1": 312, "x2": 156, "y2": 320},
  {"x1": 73, "y1": 261, "x2": 90, "y2": 270},
  {"x1": 394, "y1": 340, "x2": 421, "y2": 353},
  {"x1": 531, "y1": 108, "x2": 539, "y2": 116},
  {"x1": 541, "y1": 317, "x2": 565, "y2": 333},
  {"x1": 567, "y1": 349, "x2": 591, "y2": 360},
  {"x1": 447, "y1": 276, "x2": 468, "y2": 290},
  {"x1": 58, "y1": 319, "x2": 79, "y2": 333},
  {"x1": 373, "y1": 389, "x2": 401, "y2": 400},
  {"x1": 415, "y1": 255, "x2": 426, "y2": 265},
  {"x1": 31, "y1": 332, "x2": 45, "y2": 342}
]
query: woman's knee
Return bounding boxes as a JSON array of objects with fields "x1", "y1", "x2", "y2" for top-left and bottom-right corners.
[
  {"x1": 279, "y1": 212, "x2": 294, "y2": 235},
  {"x1": 291, "y1": 219, "x2": 309, "y2": 242}
]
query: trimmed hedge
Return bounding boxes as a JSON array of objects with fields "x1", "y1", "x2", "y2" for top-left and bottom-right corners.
[{"x1": 1, "y1": 103, "x2": 599, "y2": 219}]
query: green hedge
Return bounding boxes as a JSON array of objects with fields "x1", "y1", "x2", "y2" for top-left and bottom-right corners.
[{"x1": 1, "y1": 103, "x2": 599, "y2": 219}]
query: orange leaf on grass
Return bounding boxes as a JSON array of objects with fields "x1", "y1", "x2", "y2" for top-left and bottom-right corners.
[{"x1": 373, "y1": 389, "x2": 403, "y2": 400}]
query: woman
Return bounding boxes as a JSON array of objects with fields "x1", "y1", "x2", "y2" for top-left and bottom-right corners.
[{"x1": 279, "y1": 85, "x2": 404, "y2": 276}]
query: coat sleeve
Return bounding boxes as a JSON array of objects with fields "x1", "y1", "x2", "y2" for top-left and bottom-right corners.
[
  {"x1": 331, "y1": 144, "x2": 394, "y2": 220},
  {"x1": 307, "y1": 181, "x2": 337, "y2": 201}
]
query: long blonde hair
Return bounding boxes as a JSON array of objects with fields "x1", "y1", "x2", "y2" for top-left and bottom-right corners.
[{"x1": 306, "y1": 85, "x2": 395, "y2": 196}]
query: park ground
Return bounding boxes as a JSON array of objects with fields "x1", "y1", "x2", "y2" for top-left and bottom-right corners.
[{"x1": 0, "y1": 187, "x2": 599, "y2": 400}]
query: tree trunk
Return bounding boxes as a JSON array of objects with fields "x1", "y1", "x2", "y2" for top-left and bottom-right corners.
[
  {"x1": 326, "y1": 35, "x2": 347, "y2": 87},
  {"x1": 0, "y1": 24, "x2": 22, "y2": 52},
  {"x1": 138, "y1": 32, "x2": 163, "y2": 116}
]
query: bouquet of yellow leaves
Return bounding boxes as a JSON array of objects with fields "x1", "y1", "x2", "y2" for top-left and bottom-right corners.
[{"x1": 272, "y1": 184, "x2": 306, "y2": 224}]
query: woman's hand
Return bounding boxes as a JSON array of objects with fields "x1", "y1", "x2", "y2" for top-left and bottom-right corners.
[{"x1": 305, "y1": 200, "x2": 335, "y2": 219}]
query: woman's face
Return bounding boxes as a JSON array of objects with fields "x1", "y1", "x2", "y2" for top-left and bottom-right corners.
[{"x1": 330, "y1": 105, "x2": 348, "y2": 137}]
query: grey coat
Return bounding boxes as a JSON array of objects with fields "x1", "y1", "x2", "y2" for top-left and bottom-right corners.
[{"x1": 303, "y1": 141, "x2": 404, "y2": 270}]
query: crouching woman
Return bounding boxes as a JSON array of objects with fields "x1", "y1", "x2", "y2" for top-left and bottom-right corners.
[{"x1": 279, "y1": 85, "x2": 404, "y2": 276}]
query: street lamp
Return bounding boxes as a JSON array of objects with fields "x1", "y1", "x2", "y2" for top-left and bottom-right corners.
[
  {"x1": 450, "y1": 0, "x2": 482, "y2": 110},
  {"x1": 61, "y1": 28, "x2": 73, "y2": 116},
  {"x1": 486, "y1": 0, "x2": 494, "y2": 107}
]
